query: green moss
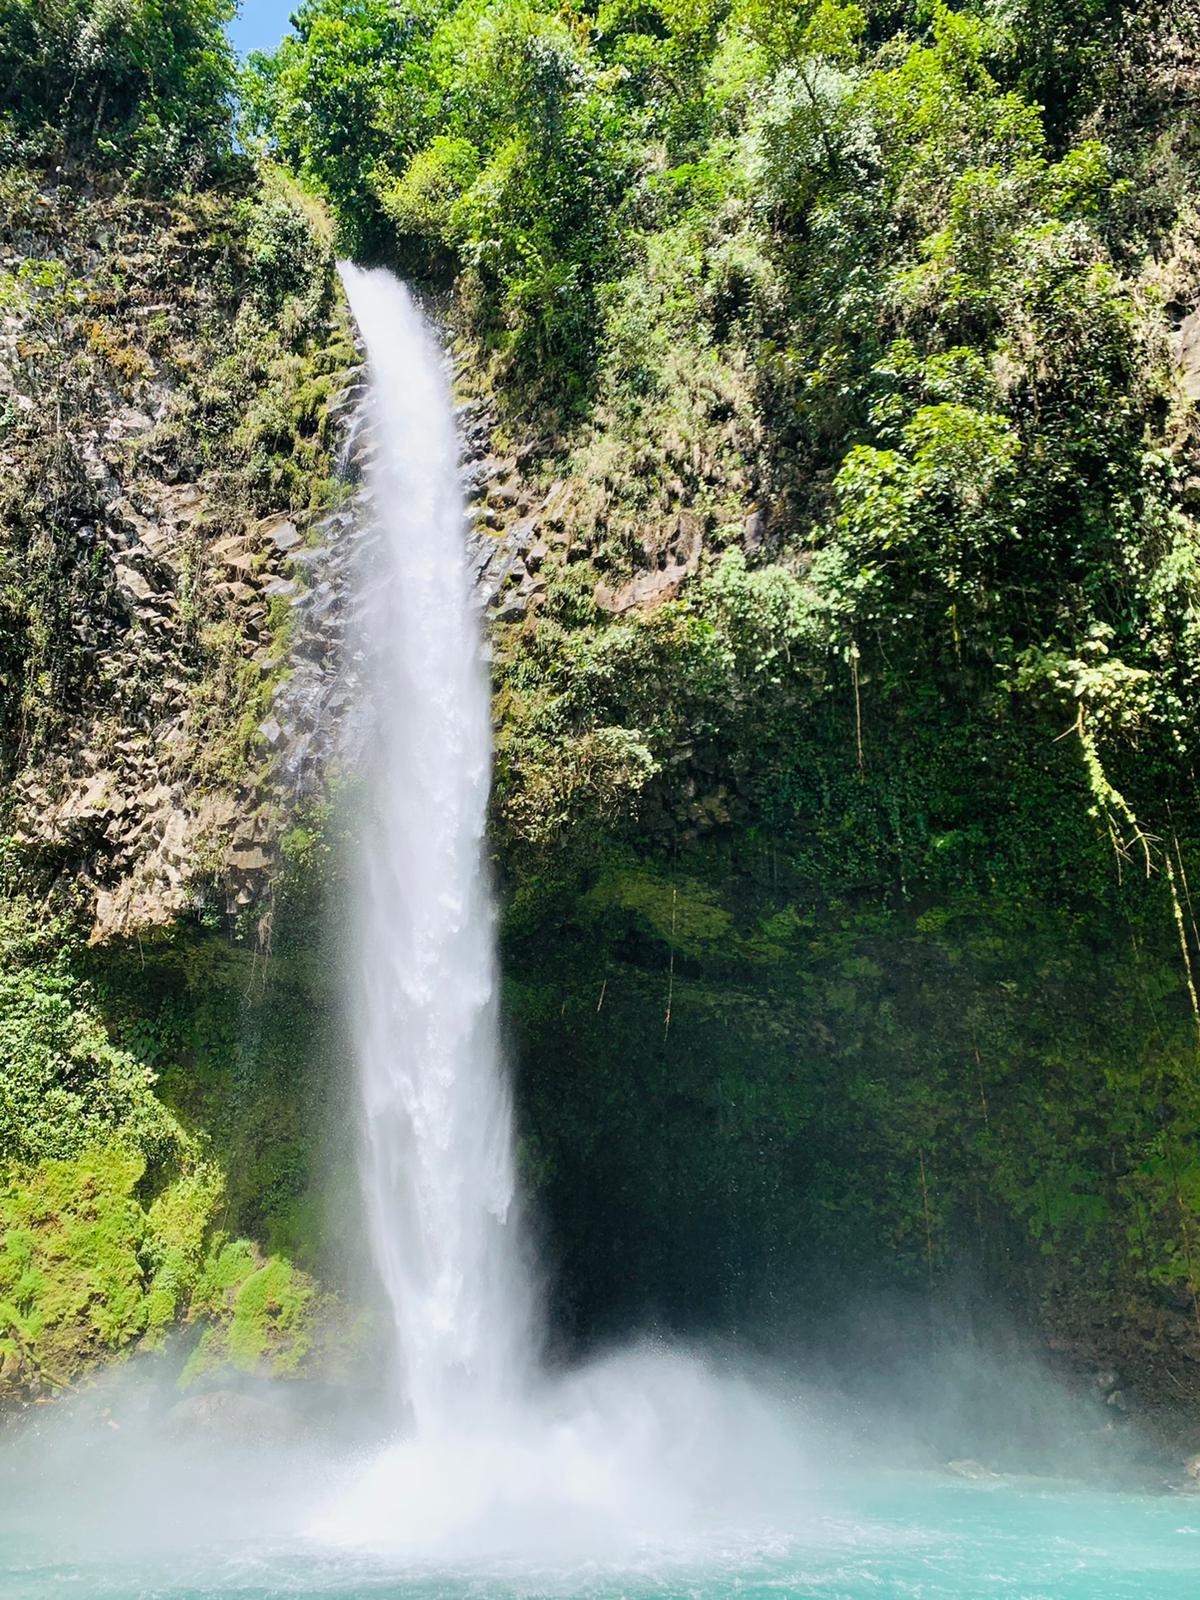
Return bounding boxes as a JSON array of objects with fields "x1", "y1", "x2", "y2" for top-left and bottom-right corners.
[
  {"x1": 142, "y1": 1166, "x2": 226, "y2": 1341},
  {"x1": 227, "y1": 1256, "x2": 315, "y2": 1372},
  {"x1": 586, "y1": 863, "x2": 733, "y2": 953},
  {"x1": 0, "y1": 829, "x2": 361, "y2": 1399},
  {"x1": 181, "y1": 1241, "x2": 324, "y2": 1384},
  {"x1": 0, "y1": 1149, "x2": 152, "y2": 1389},
  {"x1": 0, "y1": 1138, "x2": 317, "y2": 1393}
]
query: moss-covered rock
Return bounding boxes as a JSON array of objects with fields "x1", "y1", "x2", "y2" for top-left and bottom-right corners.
[
  {"x1": 0, "y1": 827, "x2": 367, "y2": 1403},
  {"x1": 0, "y1": 159, "x2": 358, "y2": 939}
]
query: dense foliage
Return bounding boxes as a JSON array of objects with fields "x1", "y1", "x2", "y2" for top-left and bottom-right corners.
[
  {"x1": 245, "y1": 0, "x2": 1200, "y2": 1379},
  {"x1": 243, "y1": 0, "x2": 1200, "y2": 851},
  {"x1": 0, "y1": 0, "x2": 237, "y2": 185},
  {"x1": 0, "y1": 846, "x2": 359, "y2": 1395},
  {"x1": 5, "y1": 0, "x2": 1200, "y2": 1400}
]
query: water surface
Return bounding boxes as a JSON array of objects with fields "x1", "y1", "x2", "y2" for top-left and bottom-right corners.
[{"x1": 3, "y1": 1471, "x2": 1197, "y2": 1599}]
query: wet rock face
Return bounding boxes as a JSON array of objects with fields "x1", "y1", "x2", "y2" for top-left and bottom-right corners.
[
  {"x1": 4, "y1": 393, "x2": 365, "y2": 934},
  {"x1": 164, "y1": 1389, "x2": 309, "y2": 1449},
  {"x1": 9, "y1": 481, "x2": 372, "y2": 934},
  {"x1": 266, "y1": 472, "x2": 368, "y2": 802},
  {"x1": 0, "y1": 171, "x2": 357, "y2": 938},
  {"x1": 268, "y1": 358, "x2": 565, "y2": 796},
  {"x1": 455, "y1": 396, "x2": 586, "y2": 630},
  {"x1": 461, "y1": 411, "x2": 550, "y2": 626}
]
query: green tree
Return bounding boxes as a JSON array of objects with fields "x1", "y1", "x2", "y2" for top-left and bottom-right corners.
[{"x1": 0, "y1": 0, "x2": 237, "y2": 184}]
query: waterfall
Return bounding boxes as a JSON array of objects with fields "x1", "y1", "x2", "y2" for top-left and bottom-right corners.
[
  {"x1": 320, "y1": 266, "x2": 808, "y2": 1560},
  {"x1": 338, "y1": 264, "x2": 535, "y2": 1431}
]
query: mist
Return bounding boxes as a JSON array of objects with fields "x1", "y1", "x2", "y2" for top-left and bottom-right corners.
[{"x1": 0, "y1": 1307, "x2": 1183, "y2": 1595}]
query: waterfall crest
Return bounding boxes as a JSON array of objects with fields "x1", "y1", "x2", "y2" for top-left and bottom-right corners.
[{"x1": 338, "y1": 264, "x2": 535, "y2": 1431}]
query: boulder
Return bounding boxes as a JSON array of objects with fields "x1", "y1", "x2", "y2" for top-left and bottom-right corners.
[
  {"x1": 744, "y1": 506, "x2": 768, "y2": 554},
  {"x1": 228, "y1": 843, "x2": 271, "y2": 874},
  {"x1": 288, "y1": 545, "x2": 329, "y2": 569},
  {"x1": 164, "y1": 1389, "x2": 306, "y2": 1449},
  {"x1": 113, "y1": 561, "x2": 156, "y2": 604},
  {"x1": 1179, "y1": 311, "x2": 1200, "y2": 401},
  {"x1": 261, "y1": 516, "x2": 301, "y2": 553},
  {"x1": 946, "y1": 1459, "x2": 999, "y2": 1481}
]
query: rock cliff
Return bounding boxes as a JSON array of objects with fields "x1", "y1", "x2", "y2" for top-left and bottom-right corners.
[{"x1": 0, "y1": 166, "x2": 358, "y2": 939}]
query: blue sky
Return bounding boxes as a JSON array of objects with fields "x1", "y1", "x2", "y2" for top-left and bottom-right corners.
[{"x1": 227, "y1": 0, "x2": 295, "y2": 57}]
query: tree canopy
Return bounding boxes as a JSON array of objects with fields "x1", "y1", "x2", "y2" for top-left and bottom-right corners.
[{"x1": 0, "y1": 0, "x2": 237, "y2": 183}]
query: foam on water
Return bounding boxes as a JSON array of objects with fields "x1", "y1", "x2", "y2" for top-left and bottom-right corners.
[
  {"x1": 4, "y1": 1457, "x2": 1200, "y2": 1598},
  {"x1": 311, "y1": 1343, "x2": 816, "y2": 1558}
]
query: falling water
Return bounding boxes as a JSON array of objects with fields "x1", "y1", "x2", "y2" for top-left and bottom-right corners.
[
  {"x1": 324, "y1": 266, "x2": 821, "y2": 1560},
  {"x1": 321, "y1": 265, "x2": 821, "y2": 1565},
  {"x1": 338, "y1": 264, "x2": 534, "y2": 1431}
]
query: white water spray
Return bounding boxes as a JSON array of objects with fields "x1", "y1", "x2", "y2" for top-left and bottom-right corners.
[
  {"x1": 322, "y1": 265, "x2": 812, "y2": 1559},
  {"x1": 339, "y1": 264, "x2": 534, "y2": 1431}
]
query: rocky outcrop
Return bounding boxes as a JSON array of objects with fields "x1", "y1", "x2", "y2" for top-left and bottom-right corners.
[
  {"x1": 0, "y1": 168, "x2": 358, "y2": 937},
  {"x1": 1178, "y1": 309, "x2": 1200, "y2": 402},
  {"x1": 266, "y1": 402, "x2": 370, "y2": 802},
  {"x1": 459, "y1": 398, "x2": 561, "y2": 627},
  {"x1": 7, "y1": 482, "x2": 365, "y2": 937},
  {"x1": 593, "y1": 509, "x2": 704, "y2": 614},
  {"x1": 8, "y1": 491, "x2": 364, "y2": 934}
]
